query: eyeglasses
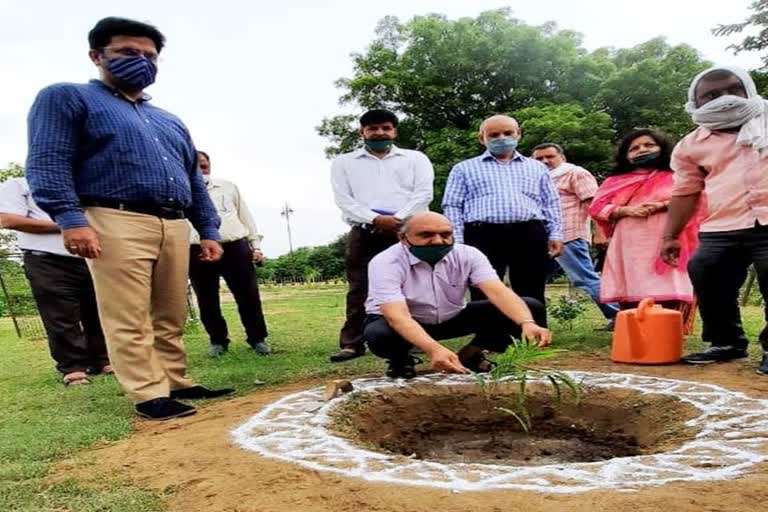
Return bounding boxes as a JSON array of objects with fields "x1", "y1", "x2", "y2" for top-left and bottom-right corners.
[{"x1": 102, "y1": 46, "x2": 159, "y2": 63}]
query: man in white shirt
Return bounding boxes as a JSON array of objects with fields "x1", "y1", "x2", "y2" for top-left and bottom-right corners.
[
  {"x1": 0, "y1": 177, "x2": 108, "y2": 386},
  {"x1": 330, "y1": 109, "x2": 434, "y2": 362},
  {"x1": 189, "y1": 151, "x2": 269, "y2": 357}
]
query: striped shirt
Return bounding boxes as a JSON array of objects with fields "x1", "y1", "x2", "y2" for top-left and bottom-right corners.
[
  {"x1": 442, "y1": 151, "x2": 563, "y2": 243},
  {"x1": 25, "y1": 80, "x2": 221, "y2": 240}
]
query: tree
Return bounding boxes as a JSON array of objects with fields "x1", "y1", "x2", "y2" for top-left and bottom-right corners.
[
  {"x1": 319, "y1": 9, "x2": 609, "y2": 155},
  {"x1": 515, "y1": 103, "x2": 615, "y2": 178},
  {"x1": 714, "y1": 0, "x2": 768, "y2": 68},
  {"x1": 594, "y1": 38, "x2": 711, "y2": 139},
  {"x1": 256, "y1": 233, "x2": 349, "y2": 283},
  {"x1": 0, "y1": 163, "x2": 25, "y2": 252},
  {"x1": 319, "y1": 10, "x2": 714, "y2": 207}
]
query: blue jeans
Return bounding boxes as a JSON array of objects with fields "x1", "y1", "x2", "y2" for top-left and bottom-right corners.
[{"x1": 550, "y1": 239, "x2": 619, "y2": 320}]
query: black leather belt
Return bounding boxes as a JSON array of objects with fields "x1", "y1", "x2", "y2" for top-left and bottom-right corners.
[{"x1": 81, "y1": 198, "x2": 186, "y2": 220}]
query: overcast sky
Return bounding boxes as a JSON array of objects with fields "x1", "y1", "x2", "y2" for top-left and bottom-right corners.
[{"x1": 0, "y1": 0, "x2": 762, "y2": 256}]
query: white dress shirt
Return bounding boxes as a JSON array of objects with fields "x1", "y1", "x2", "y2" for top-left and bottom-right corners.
[
  {"x1": 0, "y1": 177, "x2": 73, "y2": 257},
  {"x1": 190, "y1": 178, "x2": 263, "y2": 248},
  {"x1": 331, "y1": 145, "x2": 434, "y2": 225}
]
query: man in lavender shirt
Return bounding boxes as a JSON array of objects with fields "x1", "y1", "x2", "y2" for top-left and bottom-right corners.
[{"x1": 364, "y1": 212, "x2": 551, "y2": 379}]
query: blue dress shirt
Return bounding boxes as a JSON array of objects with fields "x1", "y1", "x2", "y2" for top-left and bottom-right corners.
[{"x1": 25, "y1": 80, "x2": 220, "y2": 240}]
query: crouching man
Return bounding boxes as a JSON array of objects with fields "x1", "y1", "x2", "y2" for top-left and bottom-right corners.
[{"x1": 364, "y1": 212, "x2": 551, "y2": 379}]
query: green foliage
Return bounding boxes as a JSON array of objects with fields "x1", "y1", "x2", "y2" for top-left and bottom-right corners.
[
  {"x1": 474, "y1": 338, "x2": 581, "y2": 433},
  {"x1": 0, "y1": 258, "x2": 38, "y2": 318},
  {"x1": 594, "y1": 38, "x2": 710, "y2": 139},
  {"x1": 516, "y1": 103, "x2": 615, "y2": 178},
  {"x1": 714, "y1": 0, "x2": 768, "y2": 68},
  {"x1": 257, "y1": 233, "x2": 348, "y2": 283},
  {"x1": 319, "y1": 10, "x2": 714, "y2": 199},
  {"x1": 0, "y1": 162, "x2": 24, "y2": 182},
  {"x1": 0, "y1": 163, "x2": 25, "y2": 252},
  {"x1": 547, "y1": 293, "x2": 589, "y2": 329}
]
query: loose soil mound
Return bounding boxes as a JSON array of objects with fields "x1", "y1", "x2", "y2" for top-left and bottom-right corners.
[{"x1": 331, "y1": 384, "x2": 698, "y2": 465}]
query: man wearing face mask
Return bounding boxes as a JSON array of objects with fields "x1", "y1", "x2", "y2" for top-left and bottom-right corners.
[
  {"x1": 25, "y1": 17, "x2": 233, "y2": 420},
  {"x1": 364, "y1": 212, "x2": 550, "y2": 379},
  {"x1": 329, "y1": 109, "x2": 434, "y2": 363},
  {"x1": 442, "y1": 115, "x2": 563, "y2": 312},
  {"x1": 532, "y1": 143, "x2": 619, "y2": 330},
  {"x1": 662, "y1": 66, "x2": 768, "y2": 373},
  {"x1": 189, "y1": 151, "x2": 269, "y2": 357}
]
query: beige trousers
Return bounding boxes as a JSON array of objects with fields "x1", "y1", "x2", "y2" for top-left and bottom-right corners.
[{"x1": 85, "y1": 207, "x2": 194, "y2": 403}]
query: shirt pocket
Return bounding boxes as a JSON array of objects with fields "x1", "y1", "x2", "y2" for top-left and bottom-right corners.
[{"x1": 216, "y1": 193, "x2": 236, "y2": 214}]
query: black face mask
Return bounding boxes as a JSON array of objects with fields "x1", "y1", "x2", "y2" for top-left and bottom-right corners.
[
  {"x1": 405, "y1": 238, "x2": 454, "y2": 265},
  {"x1": 630, "y1": 151, "x2": 662, "y2": 168}
]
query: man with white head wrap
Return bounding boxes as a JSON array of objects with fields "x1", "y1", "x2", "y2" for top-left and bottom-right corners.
[{"x1": 661, "y1": 66, "x2": 768, "y2": 374}]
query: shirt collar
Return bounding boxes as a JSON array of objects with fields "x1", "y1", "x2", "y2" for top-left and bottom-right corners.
[
  {"x1": 90, "y1": 79, "x2": 152, "y2": 103},
  {"x1": 691, "y1": 126, "x2": 711, "y2": 141},
  {"x1": 403, "y1": 243, "x2": 422, "y2": 266},
  {"x1": 354, "y1": 145, "x2": 406, "y2": 159},
  {"x1": 480, "y1": 149, "x2": 524, "y2": 162}
]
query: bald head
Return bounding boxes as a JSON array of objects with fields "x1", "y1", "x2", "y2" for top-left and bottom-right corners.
[
  {"x1": 400, "y1": 212, "x2": 454, "y2": 246},
  {"x1": 478, "y1": 115, "x2": 521, "y2": 159},
  {"x1": 479, "y1": 115, "x2": 520, "y2": 139}
]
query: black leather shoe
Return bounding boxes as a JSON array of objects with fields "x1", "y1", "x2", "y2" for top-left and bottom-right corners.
[
  {"x1": 248, "y1": 339, "x2": 271, "y2": 355},
  {"x1": 329, "y1": 348, "x2": 365, "y2": 363},
  {"x1": 169, "y1": 385, "x2": 235, "y2": 400},
  {"x1": 385, "y1": 356, "x2": 422, "y2": 380},
  {"x1": 682, "y1": 346, "x2": 748, "y2": 365},
  {"x1": 757, "y1": 352, "x2": 768, "y2": 375},
  {"x1": 135, "y1": 398, "x2": 196, "y2": 420}
]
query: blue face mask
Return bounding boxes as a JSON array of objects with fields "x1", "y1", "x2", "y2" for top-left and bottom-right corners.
[
  {"x1": 106, "y1": 56, "x2": 157, "y2": 91},
  {"x1": 487, "y1": 137, "x2": 518, "y2": 156}
]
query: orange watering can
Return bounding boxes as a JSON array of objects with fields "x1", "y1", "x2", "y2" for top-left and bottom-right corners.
[{"x1": 611, "y1": 298, "x2": 684, "y2": 364}]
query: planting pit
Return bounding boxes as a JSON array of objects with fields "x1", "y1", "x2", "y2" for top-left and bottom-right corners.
[
  {"x1": 232, "y1": 371, "x2": 768, "y2": 493},
  {"x1": 330, "y1": 384, "x2": 698, "y2": 466}
]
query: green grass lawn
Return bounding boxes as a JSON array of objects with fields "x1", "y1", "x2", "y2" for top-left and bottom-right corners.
[{"x1": 0, "y1": 283, "x2": 765, "y2": 511}]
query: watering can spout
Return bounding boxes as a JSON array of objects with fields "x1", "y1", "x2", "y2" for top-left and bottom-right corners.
[{"x1": 610, "y1": 297, "x2": 684, "y2": 365}]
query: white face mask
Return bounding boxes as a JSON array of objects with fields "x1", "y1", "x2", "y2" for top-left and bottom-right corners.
[
  {"x1": 690, "y1": 95, "x2": 765, "y2": 130},
  {"x1": 202, "y1": 174, "x2": 211, "y2": 185}
]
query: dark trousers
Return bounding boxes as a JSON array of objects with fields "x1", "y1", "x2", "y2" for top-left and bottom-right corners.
[
  {"x1": 339, "y1": 226, "x2": 398, "y2": 351},
  {"x1": 365, "y1": 298, "x2": 546, "y2": 363},
  {"x1": 22, "y1": 251, "x2": 108, "y2": 374},
  {"x1": 688, "y1": 225, "x2": 768, "y2": 350},
  {"x1": 464, "y1": 221, "x2": 550, "y2": 319},
  {"x1": 189, "y1": 238, "x2": 268, "y2": 346}
]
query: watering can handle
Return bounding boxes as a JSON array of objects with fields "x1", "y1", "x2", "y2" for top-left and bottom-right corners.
[{"x1": 636, "y1": 298, "x2": 656, "y2": 322}]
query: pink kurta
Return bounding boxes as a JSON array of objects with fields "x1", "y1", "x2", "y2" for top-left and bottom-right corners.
[{"x1": 590, "y1": 170, "x2": 695, "y2": 304}]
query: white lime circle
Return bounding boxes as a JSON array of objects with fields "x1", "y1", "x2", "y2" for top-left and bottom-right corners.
[{"x1": 232, "y1": 372, "x2": 768, "y2": 493}]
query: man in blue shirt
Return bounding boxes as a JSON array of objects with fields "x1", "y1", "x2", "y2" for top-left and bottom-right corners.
[
  {"x1": 442, "y1": 115, "x2": 563, "y2": 316},
  {"x1": 26, "y1": 17, "x2": 233, "y2": 420}
]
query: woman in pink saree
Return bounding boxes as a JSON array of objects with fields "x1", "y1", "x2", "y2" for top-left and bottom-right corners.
[{"x1": 590, "y1": 129, "x2": 702, "y2": 333}]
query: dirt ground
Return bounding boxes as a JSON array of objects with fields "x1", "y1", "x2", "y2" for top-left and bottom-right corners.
[{"x1": 57, "y1": 354, "x2": 768, "y2": 512}]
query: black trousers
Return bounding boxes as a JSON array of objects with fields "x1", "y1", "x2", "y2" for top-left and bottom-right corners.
[
  {"x1": 22, "y1": 251, "x2": 108, "y2": 374},
  {"x1": 688, "y1": 225, "x2": 768, "y2": 350},
  {"x1": 464, "y1": 221, "x2": 550, "y2": 320},
  {"x1": 364, "y1": 298, "x2": 546, "y2": 363},
  {"x1": 189, "y1": 238, "x2": 268, "y2": 346},
  {"x1": 339, "y1": 226, "x2": 398, "y2": 351}
]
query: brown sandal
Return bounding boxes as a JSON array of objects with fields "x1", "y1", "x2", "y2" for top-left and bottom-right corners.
[{"x1": 63, "y1": 371, "x2": 91, "y2": 386}]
